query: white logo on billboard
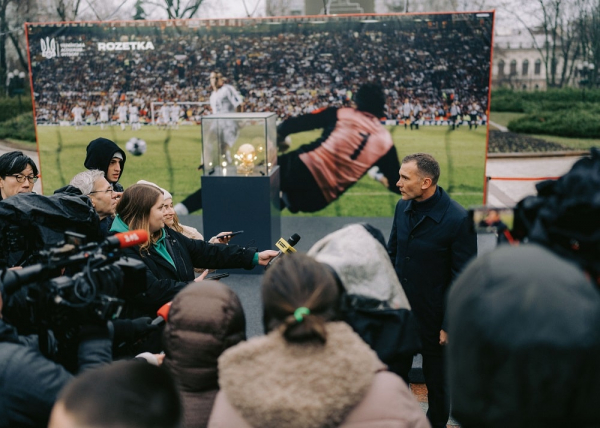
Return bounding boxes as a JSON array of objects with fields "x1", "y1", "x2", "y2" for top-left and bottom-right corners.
[
  {"x1": 97, "y1": 41, "x2": 155, "y2": 51},
  {"x1": 41, "y1": 37, "x2": 59, "y2": 59}
]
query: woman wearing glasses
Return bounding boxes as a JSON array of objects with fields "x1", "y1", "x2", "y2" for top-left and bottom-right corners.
[{"x1": 0, "y1": 151, "x2": 39, "y2": 201}]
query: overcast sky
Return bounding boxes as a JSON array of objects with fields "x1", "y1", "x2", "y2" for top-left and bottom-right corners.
[{"x1": 79, "y1": 0, "x2": 522, "y2": 31}]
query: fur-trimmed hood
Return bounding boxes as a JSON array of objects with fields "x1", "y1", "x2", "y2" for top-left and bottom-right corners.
[
  {"x1": 308, "y1": 223, "x2": 411, "y2": 310},
  {"x1": 217, "y1": 322, "x2": 383, "y2": 428}
]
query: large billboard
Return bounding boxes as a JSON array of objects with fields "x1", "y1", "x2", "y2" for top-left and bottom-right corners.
[{"x1": 26, "y1": 12, "x2": 493, "y2": 216}]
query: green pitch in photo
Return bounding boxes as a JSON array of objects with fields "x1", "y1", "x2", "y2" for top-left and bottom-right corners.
[{"x1": 35, "y1": 123, "x2": 487, "y2": 217}]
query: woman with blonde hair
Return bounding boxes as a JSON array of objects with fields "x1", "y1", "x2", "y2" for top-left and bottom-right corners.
[
  {"x1": 208, "y1": 254, "x2": 429, "y2": 428},
  {"x1": 111, "y1": 184, "x2": 277, "y2": 318}
]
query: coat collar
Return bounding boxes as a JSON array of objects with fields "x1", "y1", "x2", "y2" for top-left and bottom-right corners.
[
  {"x1": 218, "y1": 322, "x2": 384, "y2": 428},
  {"x1": 403, "y1": 186, "x2": 451, "y2": 224}
]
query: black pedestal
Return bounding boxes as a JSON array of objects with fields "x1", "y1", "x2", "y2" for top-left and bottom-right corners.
[{"x1": 202, "y1": 166, "x2": 281, "y2": 274}]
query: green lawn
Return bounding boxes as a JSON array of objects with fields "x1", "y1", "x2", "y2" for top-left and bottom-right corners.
[
  {"x1": 36, "y1": 123, "x2": 488, "y2": 217},
  {"x1": 489, "y1": 112, "x2": 525, "y2": 127}
]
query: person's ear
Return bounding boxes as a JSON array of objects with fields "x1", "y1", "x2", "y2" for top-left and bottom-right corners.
[{"x1": 421, "y1": 176, "x2": 432, "y2": 190}]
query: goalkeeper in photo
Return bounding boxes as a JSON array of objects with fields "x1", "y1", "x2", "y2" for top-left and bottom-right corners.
[{"x1": 276, "y1": 82, "x2": 402, "y2": 213}]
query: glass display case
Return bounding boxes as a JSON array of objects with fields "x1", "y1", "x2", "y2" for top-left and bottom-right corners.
[{"x1": 201, "y1": 112, "x2": 277, "y2": 177}]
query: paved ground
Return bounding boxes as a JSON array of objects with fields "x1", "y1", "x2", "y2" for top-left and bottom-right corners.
[{"x1": 485, "y1": 154, "x2": 582, "y2": 207}]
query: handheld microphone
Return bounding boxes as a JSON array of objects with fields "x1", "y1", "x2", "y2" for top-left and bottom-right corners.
[
  {"x1": 266, "y1": 233, "x2": 301, "y2": 269},
  {"x1": 151, "y1": 302, "x2": 172, "y2": 326},
  {"x1": 103, "y1": 230, "x2": 149, "y2": 250}
]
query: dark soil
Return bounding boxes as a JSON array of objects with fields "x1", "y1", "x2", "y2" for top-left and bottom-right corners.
[{"x1": 488, "y1": 130, "x2": 572, "y2": 153}]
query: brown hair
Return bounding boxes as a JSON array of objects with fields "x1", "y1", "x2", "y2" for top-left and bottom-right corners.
[
  {"x1": 402, "y1": 152, "x2": 441, "y2": 185},
  {"x1": 116, "y1": 184, "x2": 163, "y2": 253},
  {"x1": 169, "y1": 212, "x2": 184, "y2": 234},
  {"x1": 262, "y1": 254, "x2": 339, "y2": 344}
]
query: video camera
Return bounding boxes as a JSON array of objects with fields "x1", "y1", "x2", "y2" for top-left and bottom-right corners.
[
  {"x1": 0, "y1": 230, "x2": 148, "y2": 343},
  {"x1": 469, "y1": 148, "x2": 600, "y2": 280}
]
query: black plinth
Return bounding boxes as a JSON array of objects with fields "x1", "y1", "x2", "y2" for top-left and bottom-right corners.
[{"x1": 202, "y1": 166, "x2": 281, "y2": 274}]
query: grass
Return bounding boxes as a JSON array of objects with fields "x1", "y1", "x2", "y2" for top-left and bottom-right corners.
[
  {"x1": 35, "y1": 123, "x2": 488, "y2": 217},
  {"x1": 489, "y1": 111, "x2": 599, "y2": 150},
  {"x1": 526, "y1": 134, "x2": 600, "y2": 151},
  {"x1": 489, "y1": 112, "x2": 525, "y2": 127}
]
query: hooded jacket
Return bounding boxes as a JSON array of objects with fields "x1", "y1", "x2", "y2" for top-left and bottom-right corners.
[
  {"x1": 164, "y1": 282, "x2": 246, "y2": 428},
  {"x1": 308, "y1": 223, "x2": 411, "y2": 309},
  {"x1": 0, "y1": 319, "x2": 111, "y2": 428},
  {"x1": 448, "y1": 244, "x2": 600, "y2": 428},
  {"x1": 84, "y1": 138, "x2": 126, "y2": 192},
  {"x1": 208, "y1": 322, "x2": 429, "y2": 428}
]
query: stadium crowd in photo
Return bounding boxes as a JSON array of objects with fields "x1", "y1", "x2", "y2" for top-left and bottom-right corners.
[{"x1": 28, "y1": 13, "x2": 492, "y2": 126}]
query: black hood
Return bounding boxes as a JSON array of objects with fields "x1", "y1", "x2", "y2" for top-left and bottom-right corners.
[{"x1": 84, "y1": 138, "x2": 126, "y2": 181}]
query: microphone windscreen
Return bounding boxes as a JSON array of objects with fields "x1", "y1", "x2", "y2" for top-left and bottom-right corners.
[
  {"x1": 156, "y1": 302, "x2": 172, "y2": 321},
  {"x1": 288, "y1": 233, "x2": 301, "y2": 246},
  {"x1": 113, "y1": 229, "x2": 149, "y2": 249}
]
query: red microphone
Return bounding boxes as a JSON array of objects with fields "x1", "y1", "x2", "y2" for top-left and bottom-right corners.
[
  {"x1": 151, "y1": 302, "x2": 172, "y2": 326},
  {"x1": 103, "y1": 229, "x2": 149, "y2": 250}
]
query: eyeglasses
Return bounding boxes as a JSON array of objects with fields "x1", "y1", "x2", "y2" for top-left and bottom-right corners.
[
  {"x1": 89, "y1": 186, "x2": 114, "y2": 195},
  {"x1": 7, "y1": 174, "x2": 38, "y2": 184}
]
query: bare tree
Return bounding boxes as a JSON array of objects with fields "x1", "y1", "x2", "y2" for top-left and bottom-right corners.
[
  {"x1": 501, "y1": 0, "x2": 582, "y2": 88},
  {"x1": 382, "y1": 0, "x2": 493, "y2": 13},
  {"x1": 53, "y1": 0, "x2": 83, "y2": 21},
  {"x1": 1, "y1": 0, "x2": 36, "y2": 93},
  {"x1": 142, "y1": 0, "x2": 206, "y2": 19}
]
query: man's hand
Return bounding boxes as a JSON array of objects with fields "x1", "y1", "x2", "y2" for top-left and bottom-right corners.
[
  {"x1": 257, "y1": 250, "x2": 279, "y2": 266},
  {"x1": 439, "y1": 329, "x2": 448, "y2": 346}
]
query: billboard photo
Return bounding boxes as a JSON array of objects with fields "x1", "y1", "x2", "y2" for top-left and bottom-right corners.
[{"x1": 26, "y1": 12, "x2": 494, "y2": 216}]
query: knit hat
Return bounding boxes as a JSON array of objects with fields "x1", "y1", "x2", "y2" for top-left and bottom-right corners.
[{"x1": 137, "y1": 180, "x2": 172, "y2": 200}]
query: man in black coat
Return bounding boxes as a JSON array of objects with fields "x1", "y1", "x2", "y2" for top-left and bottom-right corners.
[{"x1": 387, "y1": 152, "x2": 477, "y2": 428}]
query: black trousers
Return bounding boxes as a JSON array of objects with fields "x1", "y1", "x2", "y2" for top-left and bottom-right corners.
[
  {"x1": 422, "y1": 351, "x2": 449, "y2": 428},
  {"x1": 397, "y1": 349, "x2": 449, "y2": 428}
]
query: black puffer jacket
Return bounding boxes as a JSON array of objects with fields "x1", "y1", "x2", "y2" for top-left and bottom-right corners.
[
  {"x1": 0, "y1": 320, "x2": 111, "y2": 428},
  {"x1": 120, "y1": 227, "x2": 256, "y2": 318}
]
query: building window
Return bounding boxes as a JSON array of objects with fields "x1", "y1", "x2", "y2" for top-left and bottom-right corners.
[
  {"x1": 510, "y1": 60, "x2": 517, "y2": 75},
  {"x1": 498, "y1": 60, "x2": 505, "y2": 76},
  {"x1": 534, "y1": 59, "x2": 541, "y2": 75},
  {"x1": 522, "y1": 60, "x2": 529, "y2": 76}
]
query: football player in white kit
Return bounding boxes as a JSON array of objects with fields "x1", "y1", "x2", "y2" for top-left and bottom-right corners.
[
  {"x1": 173, "y1": 70, "x2": 243, "y2": 216},
  {"x1": 159, "y1": 103, "x2": 170, "y2": 130},
  {"x1": 209, "y1": 70, "x2": 243, "y2": 162},
  {"x1": 169, "y1": 102, "x2": 181, "y2": 130},
  {"x1": 98, "y1": 101, "x2": 110, "y2": 130},
  {"x1": 72, "y1": 103, "x2": 84, "y2": 130},
  {"x1": 117, "y1": 102, "x2": 128, "y2": 131},
  {"x1": 129, "y1": 102, "x2": 140, "y2": 131}
]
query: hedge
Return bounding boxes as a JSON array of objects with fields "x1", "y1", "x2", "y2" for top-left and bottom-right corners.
[
  {"x1": 0, "y1": 96, "x2": 33, "y2": 122},
  {"x1": 0, "y1": 112, "x2": 36, "y2": 142},
  {"x1": 507, "y1": 107, "x2": 600, "y2": 138},
  {"x1": 491, "y1": 88, "x2": 600, "y2": 112}
]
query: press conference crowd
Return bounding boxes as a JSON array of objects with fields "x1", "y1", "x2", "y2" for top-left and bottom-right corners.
[{"x1": 1, "y1": 137, "x2": 599, "y2": 428}]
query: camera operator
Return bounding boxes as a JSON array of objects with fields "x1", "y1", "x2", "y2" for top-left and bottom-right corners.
[
  {"x1": 0, "y1": 287, "x2": 112, "y2": 428},
  {"x1": 447, "y1": 148, "x2": 600, "y2": 428}
]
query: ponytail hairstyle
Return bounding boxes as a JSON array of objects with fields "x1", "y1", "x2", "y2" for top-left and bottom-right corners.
[
  {"x1": 262, "y1": 253, "x2": 339, "y2": 344},
  {"x1": 116, "y1": 184, "x2": 163, "y2": 254}
]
